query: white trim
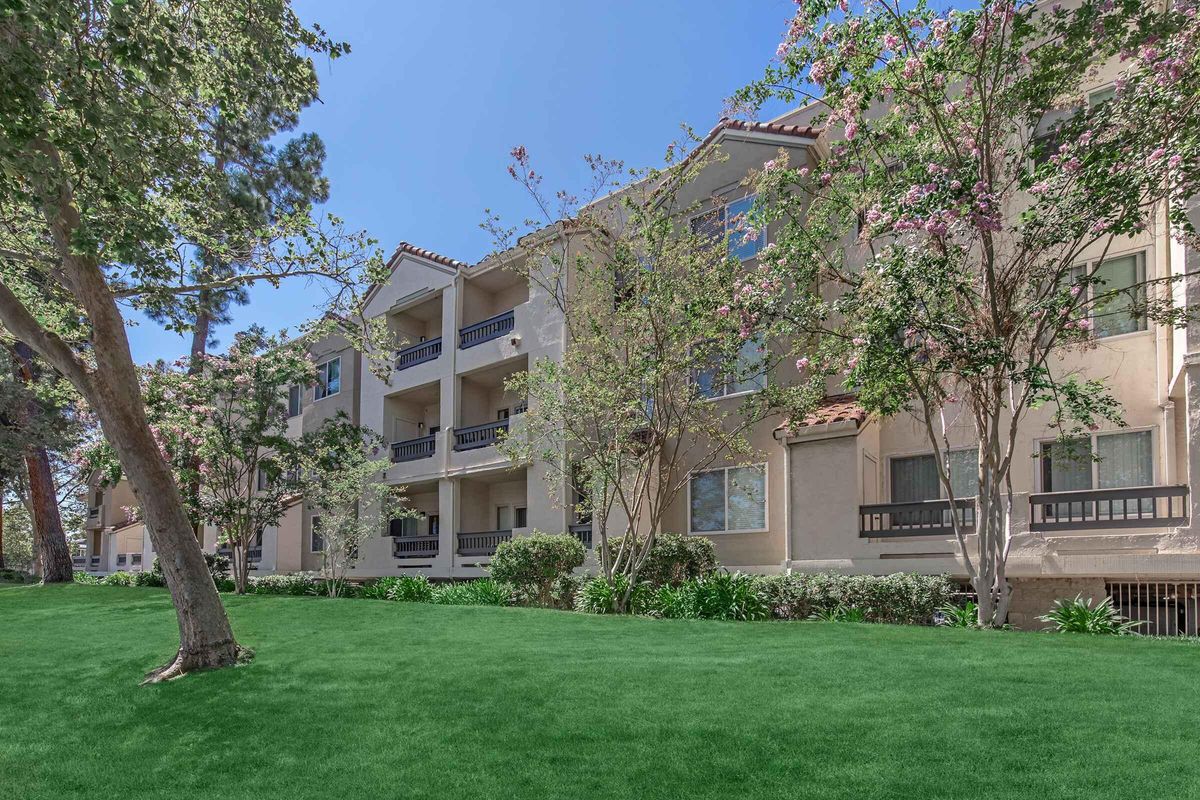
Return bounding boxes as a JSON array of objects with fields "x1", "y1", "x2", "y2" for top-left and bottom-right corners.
[
  {"x1": 687, "y1": 193, "x2": 767, "y2": 263},
  {"x1": 1034, "y1": 425, "x2": 1159, "y2": 493},
  {"x1": 886, "y1": 446, "x2": 978, "y2": 503},
  {"x1": 687, "y1": 462, "x2": 769, "y2": 535},
  {"x1": 1076, "y1": 249, "x2": 1149, "y2": 339}
]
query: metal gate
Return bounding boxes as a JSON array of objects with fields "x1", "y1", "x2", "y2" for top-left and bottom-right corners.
[{"x1": 1106, "y1": 582, "x2": 1200, "y2": 637}]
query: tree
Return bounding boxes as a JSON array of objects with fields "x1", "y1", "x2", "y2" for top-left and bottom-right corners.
[
  {"x1": 489, "y1": 143, "x2": 801, "y2": 611},
  {"x1": 0, "y1": 1, "x2": 385, "y2": 680},
  {"x1": 297, "y1": 414, "x2": 406, "y2": 597},
  {"x1": 144, "y1": 328, "x2": 315, "y2": 594},
  {"x1": 732, "y1": 0, "x2": 1200, "y2": 624}
]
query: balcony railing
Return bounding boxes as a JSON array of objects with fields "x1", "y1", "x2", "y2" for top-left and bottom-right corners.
[
  {"x1": 457, "y1": 529, "x2": 513, "y2": 557},
  {"x1": 1028, "y1": 485, "x2": 1188, "y2": 532},
  {"x1": 395, "y1": 337, "x2": 442, "y2": 370},
  {"x1": 453, "y1": 418, "x2": 509, "y2": 451},
  {"x1": 89, "y1": 556, "x2": 100, "y2": 569},
  {"x1": 859, "y1": 498, "x2": 976, "y2": 538},
  {"x1": 569, "y1": 523, "x2": 593, "y2": 549},
  {"x1": 116, "y1": 554, "x2": 127, "y2": 567},
  {"x1": 459, "y1": 309, "x2": 515, "y2": 349},
  {"x1": 391, "y1": 435, "x2": 436, "y2": 463},
  {"x1": 72, "y1": 556, "x2": 87, "y2": 568},
  {"x1": 217, "y1": 545, "x2": 262, "y2": 564},
  {"x1": 392, "y1": 534, "x2": 439, "y2": 559}
]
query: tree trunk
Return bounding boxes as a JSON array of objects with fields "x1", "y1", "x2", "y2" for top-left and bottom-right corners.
[
  {"x1": 0, "y1": 479, "x2": 6, "y2": 570},
  {"x1": 11, "y1": 343, "x2": 72, "y2": 582},
  {"x1": 184, "y1": 304, "x2": 211, "y2": 541}
]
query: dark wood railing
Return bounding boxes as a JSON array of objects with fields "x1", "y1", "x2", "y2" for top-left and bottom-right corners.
[
  {"x1": 391, "y1": 435, "x2": 436, "y2": 463},
  {"x1": 217, "y1": 545, "x2": 262, "y2": 563},
  {"x1": 1029, "y1": 485, "x2": 1188, "y2": 532},
  {"x1": 395, "y1": 338, "x2": 442, "y2": 370},
  {"x1": 859, "y1": 498, "x2": 976, "y2": 538},
  {"x1": 72, "y1": 556, "x2": 87, "y2": 568},
  {"x1": 89, "y1": 556, "x2": 100, "y2": 569},
  {"x1": 569, "y1": 523, "x2": 593, "y2": 549},
  {"x1": 116, "y1": 554, "x2": 127, "y2": 567},
  {"x1": 392, "y1": 534, "x2": 439, "y2": 559},
  {"x1": 457, "y1": 529, "x2": 513, "y2": 556},
  {"x1": 453, "y1": 418, "x2": 509, "y2": 451},
  {"x1": 459, "y1": 309, "x2": 515, "y2": 349}
]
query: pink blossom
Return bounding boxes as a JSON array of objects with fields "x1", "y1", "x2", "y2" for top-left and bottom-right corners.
[
  {"x1": 845, "y1": 121, "x2": 859, "y2": 141},
  {"x1": 716, "y1": 305, "x2": 731, "y2": 318},
  {"x1": 796, "y1": 357, "x2": 810, "y2": 371}
]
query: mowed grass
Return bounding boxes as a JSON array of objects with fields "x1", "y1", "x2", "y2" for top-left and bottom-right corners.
[{"x1": 2, "y1": 586, "x2": 1198, "y2": 800}]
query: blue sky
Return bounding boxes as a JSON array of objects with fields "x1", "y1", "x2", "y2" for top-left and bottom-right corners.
[{"x1": 126, "y1": 0, "x2": 796, "y2": 364}]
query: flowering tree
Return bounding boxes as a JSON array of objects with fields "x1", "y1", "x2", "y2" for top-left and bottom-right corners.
[
  {"x1": 488, "y1": 143, "x2": 802, "y2": 611},
  {"x1": 297, "y1": 414, "x2": 407, "y2": 597},
  {"x1": 731, "y1": 0, "x2": 1200, "y2": 624},
  {"x1": 143, "y1": 328, "x2": 314, "y2": 594}
]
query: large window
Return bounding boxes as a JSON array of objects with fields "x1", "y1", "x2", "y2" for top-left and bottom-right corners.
[
  {"x1": 1040, "y1": 430, "x2": 1153, "y2": 518},
  {"x1": 314, "y1": 357, "x2": 341, "y2": 400},
  {"x1": 689, "y1": 464, "x2": 767, "y2": 533},
  {"x1": 310, "y1": 516, "x2": 324, "y2": 553},
  {"x1": 1077, "y1": 253, "x2": 1147, "y2": 338},
  {"x1": 890, "y1": 449, "x2": 977, "y2": 503},
  {"x1": 695, "y1": 337, "x2": 767, "y2": 399},
  {"x1": 690, "y1": 194, "x2": 765, "y2": 261}
]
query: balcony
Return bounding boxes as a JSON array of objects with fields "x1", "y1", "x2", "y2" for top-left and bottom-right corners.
[
  {"x1": 395, "y1": 338, "x2": 441, "y2": 370},
  {"x1": 391, "y1": 435, "x2": 436, "y2": 463},
  {"x1": 89, "y1": 556, "x2": 100, "y2": 570},
  {"x1": 457, "y1": 529, "x2": 513, "y2": 556},
  {"x1": 454, "y1": 419, "x2": 509, "y2": 451},
  {"x1": 459, "y1": 309, "x2": 515, "y2": 349},
  {"x1": 1028, "y1": 485, "x2": 1188, "y2": 532},
  {"x1": 86, "y1": 507, "x2": 102, "y2": 530},
  {"x1": 72, "y1": 556, "x2": 87, "y2": 569},
  {"x1": 392, "y1": 534, "x2": 439, "y2": 559},
  {"x1": 569, "y1": 523, "x2": 593, "y2": 549},
  {"x1": 859, "y1": 498, "x2": 975, "y2": 538}
]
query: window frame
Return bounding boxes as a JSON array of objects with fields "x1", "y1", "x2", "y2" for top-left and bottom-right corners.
[
  {"x1": 1072, "y1": 250, "x2": 1149, "y2": 340},
  {"x1": 694, "y1": 336, "x2": 768, "y2": 401},
  {"x1": 689, "y1": 193, "x2": 766, "y2": 262},
  {"x1": 313, "y1": 356, "x2": 342, "y2": 401},
  {"x1": 1036, "y1": 427, "x2": 1157, "y2": 494},
  {"x1": 310, "y1": 515, "x2": 324, "y2": 553},
  {"x1": 687, "y1": 462, "x2": 769, "y2": 535},
  {"x1": 886, "y1": 447, "x2": 979, "y2": 504},
  {"x1": 287, "y1": 384, "x2": 303, "y2": 418}
]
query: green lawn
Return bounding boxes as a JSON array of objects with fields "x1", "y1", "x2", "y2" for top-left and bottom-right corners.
[{"x1": 2, "y1": 585, "x2": 1198, "y2": 799}]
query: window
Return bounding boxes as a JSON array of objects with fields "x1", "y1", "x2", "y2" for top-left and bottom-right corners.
[
  {"x1": 314, "y1": 357, "x2": 341, "y2": 400},
  {"x1": 689, "y1": 464, "x2": 767, "y2": 533},
  {"x1": 428, "y1": 514, "x2": 439, "y2": 537},
  {"x1": 287, "y1": 385, "x2": 302, "y2": 418},
  {"x1": 890, "y1": 449, "x2": 977, "y2": 503},
  {"x1": 515, "y1": 507, "x2": 528, "y2": 528},
  {"x1": 1040, "y1": 430, "x2": 1153, "y2": 517},
  {"x1": 690, "y1": 195, "x2": 765, "y2": 261},
  {"x1": 1077, "y1": 253, "x2": 1146, "y2": 338},
  {"x1": 695, "y1": 337, "x2": 767, "y2": 399},
  {"x1": 1033, "y1": 88, "x2": 1115, "y2": 166},
  {"x1": 497, "y1": 408, "x2": 510, "y2": 420},
  {"x1": 256, "y1": 467, "x2": 270, "y2": 491},
  {"x1": 390, "y1": 516, "x2": 419, "y2": 537},
  {"x1": 310, "y1": 516, "x2": 324, "y2": 552}
]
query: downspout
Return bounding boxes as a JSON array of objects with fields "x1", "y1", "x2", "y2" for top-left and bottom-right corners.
[{"x1": 780, "y1": 430, "x2": 792, "y2": 574}]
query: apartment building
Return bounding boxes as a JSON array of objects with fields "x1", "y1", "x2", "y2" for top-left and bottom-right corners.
[{"x1": 78, "y1": 99, "x2": 1200, "y2": 631}]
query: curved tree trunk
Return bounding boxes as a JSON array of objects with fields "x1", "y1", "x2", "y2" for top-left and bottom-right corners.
[
  {"x1": 11, "y1": 343, "x2": 72, "y2": 582},
  {"x1": 0, "y1": 479, "x2": 6, "y2": 570}
]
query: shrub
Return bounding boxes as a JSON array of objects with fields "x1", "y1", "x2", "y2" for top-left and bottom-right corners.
[
  {"x1": 73, "y1": 572, "x2": 101, "y2": 585},
  {"x1": 101, "y1": 571, "x2": 136, "y2": 587},
  {"x1": 489, "y1": 532, "x2": 585, "y2": 606},
  {"x1": 574, "y1": 574, "x2": 653, "y2": 615},
  {"x1": 151, "y1": 552, "x2": 229, "y2": 585},
  {"x1": 384, "y1": 574, "x2": 435, "y2": 603},
  {"x1": 0, "y1": 568, "x2": 30, "y2": 583},
  {"x1": 432, "y1": 579, "x2": 513, "y2": 606},
  {"x1": 309, "y1": 578, "x2": 358, "y2": 598},
  {"x1": 249, "y1": 573, "x2": 316, "y2": 596},
  {"x1": 810, "y1": 604, "x2": 867, "y2": 623},
  {"x1": 134, "y1": 571, "x2": 166, "y2": 588},
  {"x1": 604, "y1": 533, "x2": 717, "y2": 587},
  {"x1": 359, "y1": 577, "x2": 398, "y2": 600},
  {"x1": 649, "y1": 572, "x2": 770, "y2": 621},
  {"x1": 936, "y1": 601, "x2": 981, "y2": 629},
  {"x1": 214, "y1": 578, "x2": 236, "y2": 593},
  {"x1": 754, "y1": 572, "x2": 955, "y2": 625},
  {"x1": 1038, "y1": 594, "x2": 1142, "y2": 635}
]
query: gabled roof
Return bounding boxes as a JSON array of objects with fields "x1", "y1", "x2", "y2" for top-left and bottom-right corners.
[
  {"x1": 390, "y1": 241, "x2": 469, "y2": 271},
  {"x1": 778, "y1": 394, "x2": 867, "y2": 434}
]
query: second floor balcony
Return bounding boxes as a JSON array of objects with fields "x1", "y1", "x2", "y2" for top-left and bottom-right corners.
[
  {"x1": 459, "y1": 309, "x2": 515, "y2": 349},
  {"x1": 395, "y1": 337, "x2": 442, "y2": 371},
  {"x1": 391, "y1": 434, "x2": 436, "y2": 463},
  {"x1": 453, "y1": 418, "x2": 509, "y2": 451}
]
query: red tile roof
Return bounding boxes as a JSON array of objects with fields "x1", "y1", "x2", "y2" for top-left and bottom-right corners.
[
  {"x1": 390, "y1": 241, "x2": 469, "y2": 270},
  {"x1": 780, "y1": 394, "x2": 867, "y2": 432}
]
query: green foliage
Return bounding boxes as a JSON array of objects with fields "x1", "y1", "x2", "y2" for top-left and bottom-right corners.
[
  {"x1": 1038, "y1": 594, "x2": 1142, "y2": 635},
  {"x1": 214, "y1": 578, "x2": 236, "y2": 593},
  {"x1": 101, "y1": 571, "x2": 137, "y2": 587},
  {"x1": 489, "y1": 532, "x2": 585, "y2": 607},
  {"x1": 249, "y1": 573, "x2": 317, "y2": 596},
  {"x1": 431, "y1": 579, "x2": 513, "y2": 607},
  {"x1": 649, "y1": 572, "x2": 770, "y2": 621},
  {"x1": 133, "y1": 571, "x2": 166, "y2": 588},
  {"x1": 72, "y1": 572, "x2": 101, "y2": 585},
  {"x1": 754, "y1": 573, "x2": 956, "y2": 625},
  {"x1": 937, "y1": 601, "x2": 982, "y2": 629},
  {"x1": 0, "y1": 568, "x2": 32, "y2": 583},
  {"x1": 810, "y1": 605, "x2": 868, "y2": 624},
  {"x1": 574, "y1": 574, "x2": 653, "y2": 615},
  {"x1": 151, "y1": 552, "x2": 228, "y2": 585},
  {"x1": 370, "y1": 575, "x2": 435, "y2": 603},
  {"x1": 606, "y1": 533, "x2": 717, "y2": 587}
]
